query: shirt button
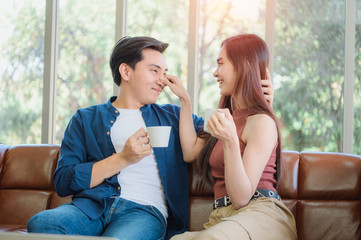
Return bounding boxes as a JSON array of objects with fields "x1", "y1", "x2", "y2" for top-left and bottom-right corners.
[
  {"x1": 118, "y1": 187, "x2": 120, "y2": 190},
  {"x1": 107, "y1": 131, "x2": 110, "y2": 135},
  {"x1": 110, "y1": 121, "x2": 114, "y2": 123},
  {"x1": 115, "y1": 110, "x2": 118, "y2": 113}
]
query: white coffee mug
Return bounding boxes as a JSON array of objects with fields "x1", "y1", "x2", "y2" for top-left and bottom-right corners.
[
  {"x1": 146, "y1": 126, "x2": 171, "y2": 148},
  {"x1": 204, "y1": 108, "x2": 225, "y2": 132},
  {"x1": 204, "y1": 108, "x2": 217, "y2": 132}
]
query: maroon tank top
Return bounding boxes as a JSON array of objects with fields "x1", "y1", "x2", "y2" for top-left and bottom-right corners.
[{"x1": 209, "y1": 109, "x2": 277, "y2": 199}]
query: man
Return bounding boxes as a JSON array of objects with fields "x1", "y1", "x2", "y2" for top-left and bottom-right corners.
[
  {"x1": 28, "y1": 36, "x2": 274, "y2": 240},
  {"x1": 28, "y1": 36, "x2": 203, "y2": 240}
]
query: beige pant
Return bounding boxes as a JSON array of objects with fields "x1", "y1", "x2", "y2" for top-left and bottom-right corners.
[{"x1": 171, "y1": 197, "x2": 297, "y2": 240}]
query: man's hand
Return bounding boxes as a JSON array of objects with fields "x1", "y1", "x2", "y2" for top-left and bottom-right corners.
[
  {"x1": 261, "y1": 68, "x2": 274, "y2": 106},
  {"x1": 91, "y1": 128, "x2": 151, "y2": 188},
  {"x1": 119, "y1": 127, "x2": 152, "y2": 166}
]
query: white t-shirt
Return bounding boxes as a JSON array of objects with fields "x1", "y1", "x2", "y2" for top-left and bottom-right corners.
[{"x1": 110, "y1": 108, "x2": 168, "y2": 220}]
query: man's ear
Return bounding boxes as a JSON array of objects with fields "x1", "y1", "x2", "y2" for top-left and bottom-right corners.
[{"x1": 119, "y1": 63, "x2": 131, "y2": 82}]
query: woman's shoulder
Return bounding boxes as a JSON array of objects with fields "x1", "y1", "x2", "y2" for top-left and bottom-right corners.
[
  {"x1": 242, "y1": 113, "x2": 277, "y2": 144},
  {"x1": 246, "y1": 113, "x2": 275, "y2": 128}
]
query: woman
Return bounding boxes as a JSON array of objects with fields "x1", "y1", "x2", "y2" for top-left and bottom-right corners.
[{"x1": 161, "y1": 34, "x2": 297, "y2": 239}]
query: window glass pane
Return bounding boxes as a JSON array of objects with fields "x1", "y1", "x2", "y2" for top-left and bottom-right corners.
[
  {"x1": 274, "y1": 0, "x2": 345, "y2": 152},
  {"x1": 56, "y1": 0, "x2": 115, "y2": 143},
  {"x1": 198, "y1": 0, "x2": 266, "y2": 116},
  {"x1": 355, "y1": 1, "x2": 361, "y2": 155},
  {"x1": 127, "y1": 0, "x2": 189, "y2": 106},
  {"x1": 0, "y1": 1, "x2": 45, "y2": 144}
]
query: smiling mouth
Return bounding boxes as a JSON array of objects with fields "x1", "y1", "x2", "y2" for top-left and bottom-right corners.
[{"x1": 152, "y1": 88, "x2": 163, "y2": 94}]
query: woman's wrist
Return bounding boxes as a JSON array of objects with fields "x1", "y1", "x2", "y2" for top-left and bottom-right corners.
[
  {"x1": 222, "y1": 135, "x2": 240, "y2": 149},
  {"x1": 180, "y1": 93, "x2": 190, "y2": 103},
  {"x1": 180, "y1": 94, "x2": 191, "y2": 108}
]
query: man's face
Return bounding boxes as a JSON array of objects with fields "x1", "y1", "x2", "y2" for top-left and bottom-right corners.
[{"x1": 128, "y1": 48, "x2": 168, "y2": 106}]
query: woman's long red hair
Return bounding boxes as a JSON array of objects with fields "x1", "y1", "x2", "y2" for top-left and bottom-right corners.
[{"x1": 197, "y1": 34, "x2": 282, "y2": 188}]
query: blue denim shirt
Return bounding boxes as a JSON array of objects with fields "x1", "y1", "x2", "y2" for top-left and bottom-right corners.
[{"x1": 54, "y1": 96, "x2": 204, "y2": 239}]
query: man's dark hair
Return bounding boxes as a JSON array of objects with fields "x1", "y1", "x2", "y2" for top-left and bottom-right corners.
[{"x1": 109, "y1": 36, "x2": 169, "y2": 86}]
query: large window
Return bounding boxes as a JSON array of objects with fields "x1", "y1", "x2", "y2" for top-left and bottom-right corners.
[
  {"x1": 55, "y1": 0, "x2": 115, "y2": 142},
  {"x1": 0, "y1": 1, "x2": 45, "y2": 144},
  {"x1": 273, "y1": 0, "x2": 346, "y2": 152},
  {"x1": 197, "y1": 0, "x2": 266, "y2": 116},
  {"x1": 1, "y1": 0, "x2": 359, "y2": 155},
  {"x1": 127, "y1": 0, "x2": 189, "y2": 106}
]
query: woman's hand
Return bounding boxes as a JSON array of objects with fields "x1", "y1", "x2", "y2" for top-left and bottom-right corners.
[
  {"x1": 160, "y1": 74, "x2": 190, "y2": 103},
  {"x1": 206, "y1": 108, "x2": 238, "y2": 144},
  {"x1": 261, "y1": 68, "x2": 274, "y2": 106},
  {"x1": 160, "y1": 74, "x2": 203, "y2": 162}
]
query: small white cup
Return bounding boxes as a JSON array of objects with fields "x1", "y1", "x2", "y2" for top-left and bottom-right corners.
[
  {"x1": 204, "y1": 108, "x2": 225, "y2": 132},
  {"x1": 147, "y1": 126, "x2": 171, "y2": 148},
  {"x1": 204, "y1": 108, "x2": 217, "y2": 132}
]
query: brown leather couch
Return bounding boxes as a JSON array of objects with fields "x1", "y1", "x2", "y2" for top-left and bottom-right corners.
[{"x1": 0, "y1": 144, "x2": 360, "y2": 240}]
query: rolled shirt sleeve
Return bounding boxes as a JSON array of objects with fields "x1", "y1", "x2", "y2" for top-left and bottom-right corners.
[{"x1": 54, "y1": 111, "x2": 94, "y2": 197}]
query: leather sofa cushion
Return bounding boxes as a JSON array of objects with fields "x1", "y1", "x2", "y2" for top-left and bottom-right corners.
[
  {"x1": 49, "y1": 193, "x2": 72, "y2": 209},
  {"x1": 278, "y1": 151, "x2": 299, "y2": 199},
  {"x1": 0, "y1": 189, "x2": 51, "y2": 225},
  {"x1": 0, "y1": 225, "x2": 27, "y2": 232},
  {"x1": 297, "y1": 200, "x2": 361, "y2": 240},
  {"x1": 0, "y1": 144, "x2": 9, "y2": 176},
  {"x1": 189, "y1": 197, "x2": 213, "y2": 231}
]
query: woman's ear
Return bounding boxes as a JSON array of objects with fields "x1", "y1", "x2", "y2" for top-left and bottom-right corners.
[{"x1": 119, "y1": 63, "x2": 131, "y2": 82}]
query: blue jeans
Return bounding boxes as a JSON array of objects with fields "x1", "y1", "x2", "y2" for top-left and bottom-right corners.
[{"x1": 27, "y1": 197, "x2": 167, "y2": 240}]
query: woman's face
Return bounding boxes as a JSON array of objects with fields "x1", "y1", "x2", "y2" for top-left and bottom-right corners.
[{"x1": 213, "y1": 46, "x2": 236, "y2": 96}]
